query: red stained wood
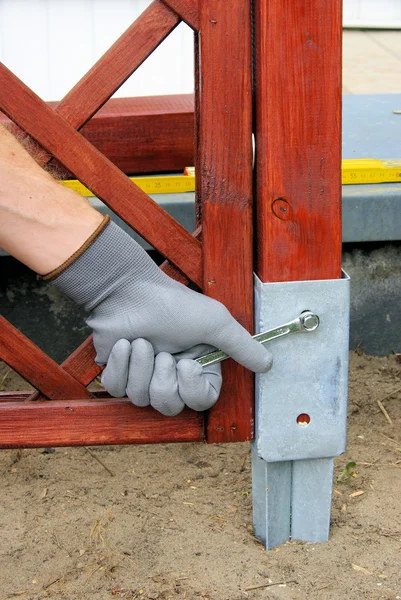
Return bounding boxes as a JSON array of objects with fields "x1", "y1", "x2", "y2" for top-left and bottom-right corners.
[
  {"x1": 0, "y1": 317, "x2": 92, "y2": 400},
  {"x1": 198, "y1": 2, "x2": 255, "y2": 442},
  {"x1": 159, "y1": 226, "x2": 201, "y2": 284},
  {"x1": 0, "y1": 64, "x2": 202, "y2": 287},
  {"x1": 0, "y1": 394, "x2": 205, "y2": 448},
  {"x1": 162, "y1": 0, "x2": 199, "y2": 30},
  {"x1": 194, "y1": 33, "x2": 202, "y2": 226},
  {"x1": 0, "y1": 95, "x2": 195, "y2": 175},
  {"x1": 60, "y1": 334, "x2": 99, "y2": 385},
  {"x1": 79, "y1": 95, "x2": 194, "y2": 174},
  {"x1": 254, "y1": 0, "x2": 342, "y2": 282},
  {"x1": 25, "y1": 335, "x2": 100, "y2": 402}
]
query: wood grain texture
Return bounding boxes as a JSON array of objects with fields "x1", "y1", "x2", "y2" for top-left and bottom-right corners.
[
  {"x1": 194, "y1": 33, "x2": 202, "y2": 227},
  {"x1": 254, "y1": 0, "x2": 342, "y2": 282},
  {"x1": 78, "y1": 95, "x2": 194, "y2": 174},
  {"x1": 198, "y1": 2, "x2": 255, "y2": 443},
  {"x1": 0, "y1": 394, "x2": 205, "y2": 448},
  {"x1": 159, "y1": 226, "x2": 202, "y2": 284},
  {"x1": 61, "y1": 334, "x2": 100, "y2": 385},
  {"x1": 0, "y1": 95, "x2": 195, "y2": 175},
  {"x1": 26, "y1": 335, "x2": 100, "y2": 403},
  {"x1": 0, "y1": 317, "x2": 93, "y2": 400},
  {"x1": 162, "y1": 0, "x2": 199, "y2": 30},
  {"x1": 0, "y1": 63, "x2": 202, "y2": 287}
]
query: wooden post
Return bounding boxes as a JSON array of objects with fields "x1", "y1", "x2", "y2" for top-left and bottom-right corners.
[
  {"x1": 252, "y1": 0, "x2": 344, "y2": 548},
  {"x1": 254, "y1": 0, "x2": 342, "y2": 283},
  {"x1": 197, "y1": 1, "x2": 255, "y2": 443}
]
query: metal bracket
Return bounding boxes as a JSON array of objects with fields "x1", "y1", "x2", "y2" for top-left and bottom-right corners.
[
  {"x1": 254, "y1": 271, "x2": 350, "y2": 462},
  {"x1": 252, "y1": 271, "x2": 350, "y2": 548}
]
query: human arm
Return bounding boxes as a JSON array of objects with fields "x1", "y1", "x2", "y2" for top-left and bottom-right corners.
[{"x1": 0, "y1": 125, "x2": 103, "y2": 274}]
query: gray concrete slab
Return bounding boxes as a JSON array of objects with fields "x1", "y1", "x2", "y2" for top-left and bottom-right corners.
[{"x1": 343, "y1": 30, "x2": 401, "y2": 93}]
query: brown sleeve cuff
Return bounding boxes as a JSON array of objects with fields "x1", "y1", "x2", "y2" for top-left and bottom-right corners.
[{"x1": 39, "y1": 214, "x2": 111, "y2": 281}]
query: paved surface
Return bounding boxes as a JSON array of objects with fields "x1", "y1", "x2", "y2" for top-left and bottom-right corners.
[
  {"x1": 343, "y1": 30, "x2": 401, "y2": 93},
  {"x1": 342, "y1": 31, "x2": 401, "y2": 355}
]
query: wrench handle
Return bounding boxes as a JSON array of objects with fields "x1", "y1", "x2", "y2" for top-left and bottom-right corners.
[{"x1": 195, "y1": 312, "x2": 319, "y2": 368}]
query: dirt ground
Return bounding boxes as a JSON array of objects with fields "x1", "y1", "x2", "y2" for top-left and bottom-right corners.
[{"x1": 0, "y1": 352, "x2": 400, "y2": 600}]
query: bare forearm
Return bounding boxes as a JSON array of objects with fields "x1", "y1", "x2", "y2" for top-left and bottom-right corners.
[{"x1": 0, "y1": 126, "x2": 102, "y2": 275}]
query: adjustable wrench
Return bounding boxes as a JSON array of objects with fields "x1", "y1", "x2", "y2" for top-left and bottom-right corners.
[{"x1": 196, "y1": 311, "x2": 320, "y2": 367}]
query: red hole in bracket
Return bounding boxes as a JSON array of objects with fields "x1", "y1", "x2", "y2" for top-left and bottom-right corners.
[{"x1": 297, "y1": 413, "x2": 311, "y2": 426}]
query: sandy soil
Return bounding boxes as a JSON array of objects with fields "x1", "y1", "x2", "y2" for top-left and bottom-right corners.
[{"x1": 0, "y1": 352, "x2": 400, "y2": 600}]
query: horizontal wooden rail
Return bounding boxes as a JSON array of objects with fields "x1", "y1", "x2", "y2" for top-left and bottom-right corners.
[
  {"x1": 0, "y1": 393, "x2": 205, "y2": 448},
  {"x1": 0, "y1": 95, "x2": 195, "y2": 175},
  {"x1": 79, "y1": 95, "x2": 194, "y2": 174}
]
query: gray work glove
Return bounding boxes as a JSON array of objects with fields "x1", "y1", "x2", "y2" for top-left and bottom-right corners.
[{"x1": 53, "y1": 222, "x2": 273, "y2": 415}]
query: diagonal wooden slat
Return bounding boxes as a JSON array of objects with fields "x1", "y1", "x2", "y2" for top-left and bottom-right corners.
[
  {"x1": 159, "y1": 226, "x2": 202, "y2": 283},
  {"x1": 27, "y1": 335, "x2": 100, "y2": 403},
  {"x1": 0, "y1": 317, "x2": 93, "y2": 400},
  {"x1": 61, "y1": 334, "x2": 99, "y2": 385},
  {"x1": 162, "y1": 0, "x2": 199, "y2": 30},
  {"x1": 0, "y1": 393, "x2": 205, "y2": 448},
  {"x1": 0, "y1": 63, "x2": 202, "y2": 287}
]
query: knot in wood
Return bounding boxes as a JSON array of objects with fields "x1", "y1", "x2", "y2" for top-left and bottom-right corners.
[{"x1": 271, "y1": 198, "x2": 293, "y2": 221}]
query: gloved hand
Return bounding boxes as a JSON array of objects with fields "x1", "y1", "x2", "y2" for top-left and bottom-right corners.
[
  {"x1": 52, "y1": 221, "x2": 273, "y2": 415},
  {"x1": 101, "y1": 339, "x2": 223, "y2": 416}
]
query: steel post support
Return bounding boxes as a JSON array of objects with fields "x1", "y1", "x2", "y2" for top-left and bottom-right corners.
[{"x1": 252, "y1": 273, "x2": 350, "y2": 549}]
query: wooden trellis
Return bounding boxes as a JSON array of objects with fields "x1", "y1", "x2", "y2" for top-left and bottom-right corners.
[{"x1": 0, "y1": 0, "x2": 256, "y2": 447}]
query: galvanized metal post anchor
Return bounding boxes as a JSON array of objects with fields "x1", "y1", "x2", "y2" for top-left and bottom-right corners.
[{"x1": 252, "y1": 272, "x2": 350, "y2": 549}]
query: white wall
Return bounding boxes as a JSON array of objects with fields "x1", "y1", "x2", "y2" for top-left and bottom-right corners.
[
  {"x1": 343, "y1": 0, "x2": 401, "y2": 28},
  {"x1": 0, "y1": 0, "x2": 195, "y2": 101}
]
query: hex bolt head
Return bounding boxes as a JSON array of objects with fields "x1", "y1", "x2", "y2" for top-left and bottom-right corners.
[{"x1": 301, "y1": 312, "x2": 320, "y2": 331}]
